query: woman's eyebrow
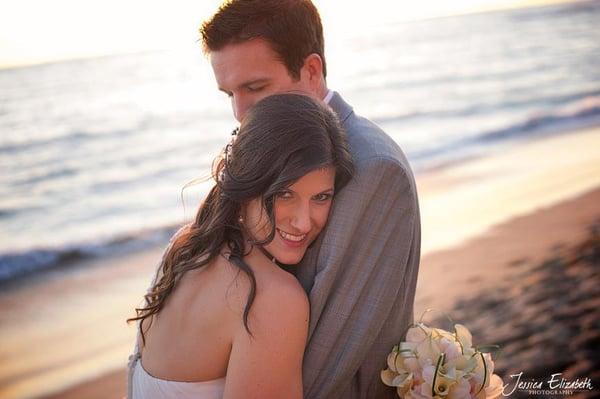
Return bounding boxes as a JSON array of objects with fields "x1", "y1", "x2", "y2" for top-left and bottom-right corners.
[{"x1": 317, "y1": 188, "x2": 335, "y2": 194}]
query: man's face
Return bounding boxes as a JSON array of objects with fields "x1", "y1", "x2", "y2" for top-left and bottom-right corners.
[{"x1": 210, "y1": 39, "x2": 314, "y2": 122}]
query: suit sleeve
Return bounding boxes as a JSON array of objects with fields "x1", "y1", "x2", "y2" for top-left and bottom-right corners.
[{"x1": 300, "y1": 156, "x2": 420, "y2": 399}]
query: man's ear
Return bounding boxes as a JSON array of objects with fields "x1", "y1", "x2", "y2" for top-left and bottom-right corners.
[{"x1": 301, "y1": 53, "x2": 324, "y2": 88}]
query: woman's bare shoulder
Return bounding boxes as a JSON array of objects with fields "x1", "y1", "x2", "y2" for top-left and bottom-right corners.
[
  {"x1": 223, "y1": 261, "x2": 308, "y2": 398},
  {"x1": 215, "y1": 252, "x2": 308, "y2": 327}
]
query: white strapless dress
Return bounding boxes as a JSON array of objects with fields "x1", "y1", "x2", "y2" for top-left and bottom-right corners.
[{"x1": 130, "y1": 355, "x2": 225, "y2": 399}]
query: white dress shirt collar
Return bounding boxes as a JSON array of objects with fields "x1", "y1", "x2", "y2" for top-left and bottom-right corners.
[{"x1": 323, "y1": 89, "x2": 334, "y2": 104}]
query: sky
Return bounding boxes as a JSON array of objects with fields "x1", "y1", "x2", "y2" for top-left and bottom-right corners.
[{"x1": 0, "y1": 0, "x2": 581, "y2": 69}]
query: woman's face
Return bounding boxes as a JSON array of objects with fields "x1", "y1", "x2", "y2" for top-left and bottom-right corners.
[{"x1": 243, "y1": 166, "x2": 336, "y2": 265}]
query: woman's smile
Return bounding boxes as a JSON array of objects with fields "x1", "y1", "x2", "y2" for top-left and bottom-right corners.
[{"x1": 276, "y1": 228, "x2": 309, "y2": 247}]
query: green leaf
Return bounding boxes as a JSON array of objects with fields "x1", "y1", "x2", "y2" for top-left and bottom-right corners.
[
  {"x1": 476, "y1": 344, "x2": 500, "y2": 353},
  {"x1": 431, "y1": 353, "x2": 446, "y2": 397},
  {"x1": 475, "y1": 352, "x2": 488, "y2": 396}
]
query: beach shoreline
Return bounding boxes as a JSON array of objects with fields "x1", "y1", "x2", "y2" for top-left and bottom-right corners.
[
  {"x1": 0, "y1": 125, "x2": 599, "y2": 399},
  {"x1": 43, "y1": 186, "x2": 600, "y2": 399}
]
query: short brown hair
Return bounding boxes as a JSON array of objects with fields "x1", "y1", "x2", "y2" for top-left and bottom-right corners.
[{"x1": 200, "y1": 0, "x2": 327, "y2": 79}]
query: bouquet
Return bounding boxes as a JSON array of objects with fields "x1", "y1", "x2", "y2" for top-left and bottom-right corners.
[{"x1": 381, "y1": 312, "x2": 504, "y2": 399}]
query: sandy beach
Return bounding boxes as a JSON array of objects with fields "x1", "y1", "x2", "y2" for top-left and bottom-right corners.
[{"x1": 1, "y1": 126, "x2": 599, "y2": 399}]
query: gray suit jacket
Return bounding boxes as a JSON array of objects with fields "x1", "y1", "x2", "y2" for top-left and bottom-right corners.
[{"x1": 294, "y1": 92, "x2": 421, "y2": 399}]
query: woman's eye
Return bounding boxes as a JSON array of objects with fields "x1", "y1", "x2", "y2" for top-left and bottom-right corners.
[
  {"x1": 314, "y1": 193, "x2": 333, "y2": 202},
  {"x1": 276, "y1": 191, "x2": 292, "y2": 199}
]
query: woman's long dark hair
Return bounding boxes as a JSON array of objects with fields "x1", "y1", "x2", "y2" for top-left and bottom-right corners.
[{"x1": 128, "y1": 93, "x2": 354, "y2": 344}]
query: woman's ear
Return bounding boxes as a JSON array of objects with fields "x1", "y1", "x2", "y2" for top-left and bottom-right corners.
[{"x1": 238, "y1": 202, "x2": 248, "y2": 225}]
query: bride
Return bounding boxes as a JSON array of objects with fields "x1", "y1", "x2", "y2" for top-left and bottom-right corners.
[{"x1": 127, "y1": 93, "x2": 353, "y2": 398}]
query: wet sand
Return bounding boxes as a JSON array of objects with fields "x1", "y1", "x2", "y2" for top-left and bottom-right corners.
[{"x1": 46, "y1": 188, "x2": 600, "y2": 399}]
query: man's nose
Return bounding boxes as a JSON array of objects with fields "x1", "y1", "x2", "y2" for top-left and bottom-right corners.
[
  {"x1": 290, "y1": 203, "x2": 312, "y2": 233},
  {"x1": 232, "y1": 95, "x2": 249, "y2": 122}
]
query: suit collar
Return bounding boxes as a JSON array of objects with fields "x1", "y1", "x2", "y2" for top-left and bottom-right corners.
[{"x1": 327, "y1": 91, "x2": 354, "y2": 123}]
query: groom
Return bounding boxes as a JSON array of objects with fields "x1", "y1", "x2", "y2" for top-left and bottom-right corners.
[{"x1": 201, "y1": 1, "x2": 421, "y2": 398}]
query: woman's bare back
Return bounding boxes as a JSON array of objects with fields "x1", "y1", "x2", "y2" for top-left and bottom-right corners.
[{"x1": 139, "y1": 248, "x2": 308, "y2": 388}]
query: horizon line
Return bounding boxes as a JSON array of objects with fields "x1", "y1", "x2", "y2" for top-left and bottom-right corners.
[{"x1": 0, "y1": 0, "x2": 587, "y2": 71}]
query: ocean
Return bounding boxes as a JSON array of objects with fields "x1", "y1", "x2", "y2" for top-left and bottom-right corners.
[{"x1": 1, "y1": 0, "x2": 599, "y2": 282}]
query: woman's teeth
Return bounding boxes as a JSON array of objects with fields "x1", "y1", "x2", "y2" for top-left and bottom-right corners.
[{"x1": 277, "y1": 229, "x2": 307, "y2": 242}]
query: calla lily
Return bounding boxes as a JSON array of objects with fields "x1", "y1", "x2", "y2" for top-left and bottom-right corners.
[
  {"x1": 433, "y1": 374, "x2": 456, "y2": 397},
  {"x1": 432, "y1": 327, "x2": 455, "y2": 342},
  {"x1": 404, "y1": 356, "x2": 422, "y2": 375},
  {"x1": 484, "y1": 374, "x2": 505, "y2": 399},
  {"x1": 448, "y1": 378, "x2": 471, "y2": 399},
  {"x1": 388, "y1": 351, "x2": 406, "y2": 373},
  {"x1": 446, "y1": 354, "x2": 478, "y2": 375},
  {"x1": 472, "y1": 352, "x2": 494, "y2": 388},
  {"x1": 422, "y1": 364, "x2": 436, "y2": 386},
  {"x1": 387, "y1": 344, "x2": 417, "y2": 374},
  {"x1": 438, "y1": 365, "x2": 457, "y2": 381},
  {"x1": 406, "y1": 324, "x2": 431, "y2": 343},
  {"x1": 419, "y1": 381, "x2": 434, "y2": 399},
  {"x1": 400, "y1": 341, "x2": 418, "y2": 355},
  {"x1": 405, "y1": 388, "x2": 428, "y2": 399},
  {"x1": 382, "y1": 368, "x2": 399, "y2": 386},
  {"x1": 394, "y1": 372, "x2": 414, "y2": 395},
  {"x1": 438, "y1": 337, "x2": 462, "y2": 361},
  {"x1": 454, "y1": 324, "x2": 473, "y2": 351},
  {"x1": 416, "y1": 336, "x2": 442, "y2": 366},
  {"x1": 381, "y1": 368, "x2": 414, "y2": 392}
]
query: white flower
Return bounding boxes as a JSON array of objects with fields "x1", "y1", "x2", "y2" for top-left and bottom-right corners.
[
  {"x1": 434, "y1": 374, "x2": 456, "y2": 397},
  {"x1": 438, "y1": 337, "x2": 462, "y2": 361},
  {"x1": 381, "y1": 319, "x2": 503, "y2": 399},
  {"x1": 446, "y1": 353, "x2": 477, "y2": 377},
  {"x1": 472, "y1": 353, "x2": 494, "y2": 388},
  {"x1": 381, "y1": 368, "x2": 414, "y2": 394},
  {"x1": 484, "y1": 374, "x2": 505, "y2": 399},
  {"x1": 448, "y1": 377, "x2": 471, "y2": 399},
  {"x1": 406, "y1": 324, "x2": 431, "y2": 343},
  {"x1": 382, "y1": 345, "x2": 417, "y2": 396},
  {"x1": 454, "y1": 324, "x2": 473, "y2": 351}
]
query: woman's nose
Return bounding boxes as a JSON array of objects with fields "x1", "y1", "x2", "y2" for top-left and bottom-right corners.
[{"x1": 290, "y1": 203, "x2": 311, "y2": 233}]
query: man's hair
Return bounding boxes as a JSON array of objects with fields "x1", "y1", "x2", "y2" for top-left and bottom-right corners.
[{"x1": 200, "y1": 0, "x2": 327, "y2": 80}]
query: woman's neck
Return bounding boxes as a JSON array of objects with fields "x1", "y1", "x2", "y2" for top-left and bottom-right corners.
[
  {"x1": 255, "y1": 244, "x2": 276, "y2": 264},
  {"x1": 241, "y1": 238, "x2": 277, "y2": 265}
]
